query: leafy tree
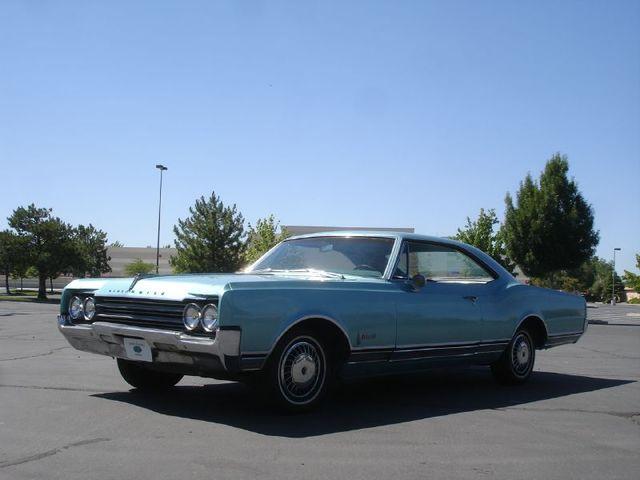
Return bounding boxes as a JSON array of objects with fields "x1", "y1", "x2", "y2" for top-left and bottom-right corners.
[
  {"x1": 0, "y1": 230, "x2": 26, "y2": 294},
  {"x1": 109, "y1": 240, "x2": 124, "y2": 248},
  {"x1": 124, "y1": 258, "x2": 155, "y2": 276},
  {"x1": 170, "y1": 192, "x2": 246, "y2": 273},
  {"x1": 7, "y1": 205, "x2": 77, "y2": 300},
  {"x1": 12, "y1": 264, "x2": 37, "y2": 292},
  {"x1": 502, "y1": 153, "x2": 599, "y2": 280},
  {"x1": 533, "y1": 256, "x2": 625, "y2": 301},
  {"x1": 623, "y1": 254, "x2": 640, "y2": 292},
  {"x1": 588, "y1": 258, "x2": 625, "y2": 302},
  {"x1": 244, "y1": 215, "x2": 290, "y2": 266},
  {"x1": 72, "y1": 224, "x2": 112, "y2": 278},
  {"x1": 455, "y1": 208, "x2": 516, "y2": 275}
]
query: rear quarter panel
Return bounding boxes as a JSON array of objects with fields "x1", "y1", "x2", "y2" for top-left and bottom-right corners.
[{"x1": 482, "y1": 281, "x2": 586, "y2": 342}]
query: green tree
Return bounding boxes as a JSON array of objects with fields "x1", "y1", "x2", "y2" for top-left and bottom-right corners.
[
  {"x1": 109, "y1": 240, "x2": 124, "y2": 248},
  {"x1": 7, "y1": 205, "x2": 77, "y2": 300},
  {"x1": 533, "y1": 257, "x2": 625, "y2": 301},
  {"x1": 588, "y1": 257, "x2": 625, "y2": 302},
  {"x1": 454, "y1": 208, "x2": 516, "y2": 275},
  {"x1": 124, "y1": 258, "x2": 155, "y2": 276},
  {"x1": 170, "y1": 192, "x2": 246, "y2": 273},
  {"x1": 11, "y1": 263, "x2": 35, "y2": 292},
  {"x1": 502, "y1": 153, "x2": 599, "y2": 281},
  {"x1": 623, "y1": 254, "x2": 640, "y2": 292},
  {"x1": 244, "y1": 215, "x2": 290, "y2": 266},
  {"x1": 0, "y1": 230, "x2": 27, "y2": 294},
  {"x1": 72, "y1": 224, "x2": 112, "y2": 278}
]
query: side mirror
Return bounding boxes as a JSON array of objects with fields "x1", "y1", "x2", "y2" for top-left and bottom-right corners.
[{"x1": 409, "y1": 274, "x2": 426, "y2": 291}]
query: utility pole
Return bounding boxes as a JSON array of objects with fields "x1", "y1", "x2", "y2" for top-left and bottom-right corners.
[
  {"x1": 155, "y1": 164, "x2": 168, "y2": 274},
  {"x1": 612, "y1": 247, "x2": 621, "y2": 305}
]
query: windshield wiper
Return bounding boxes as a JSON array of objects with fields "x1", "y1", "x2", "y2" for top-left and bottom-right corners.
[
  {"x1": 285, "y1": 268, "x2": 345, "y2": 279},
  {"x1": 246, "y1": 268, "x2": 274, "y2": 274},
  {"x1": 249, "y1": 268, "x2": 345, "y2": 279}
]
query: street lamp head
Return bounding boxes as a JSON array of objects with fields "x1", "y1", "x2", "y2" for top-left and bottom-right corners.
[
  {"x1": 614, "y1": 247, "x2": 621, "y2": 251},
  {"x1": 155, "y1": 164, "x2": 168, "y2": 171}
]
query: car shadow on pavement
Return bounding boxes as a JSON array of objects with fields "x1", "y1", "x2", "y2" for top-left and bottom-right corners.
[{"x1": 94, "y1": 368, "x2": 632, "y2": 438}]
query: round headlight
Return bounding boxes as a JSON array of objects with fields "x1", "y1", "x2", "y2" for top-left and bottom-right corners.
[
  {"x1": 183, "y1": 303, "x2": 201, "y2": 331},
  {"x1": 201, "y1": 304, "x2": 218, "y2": 332},
  {"x1": 69, "y1": 296, "x2": 83, "y2": 320},
  {"x1": 83, "y1": 297, "x2": 96, "y2": 321}
]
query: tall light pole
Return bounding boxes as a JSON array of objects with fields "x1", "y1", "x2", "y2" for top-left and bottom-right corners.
[
  {"x1": 612, "y1": 247, "x2": 621, "y2": 305},
  {"x1": 155, "y1": 164, "x2": 168, "y2": 274}
]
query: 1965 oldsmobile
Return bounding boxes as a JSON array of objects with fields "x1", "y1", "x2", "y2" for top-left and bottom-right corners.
[{"x1": 58, "y1": 231, "x2": 587, "y2": 411}]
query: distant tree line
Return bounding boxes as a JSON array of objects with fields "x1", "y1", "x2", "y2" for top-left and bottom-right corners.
[{"x1": 0, "y1": 205, "x2": 111, "y2": 299}]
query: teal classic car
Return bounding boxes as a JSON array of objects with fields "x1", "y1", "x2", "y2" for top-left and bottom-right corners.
[{"x1": 58, "y1": 231, "x2": 587, "y2": 411}]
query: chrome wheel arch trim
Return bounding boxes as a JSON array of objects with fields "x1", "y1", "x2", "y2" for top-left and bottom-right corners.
[
  {"x1": 255, "y1": 314, "x2": 353, "y2": 361},
  {"x1": 512, "y1": 313, "x2": 550, "y2": 345}
]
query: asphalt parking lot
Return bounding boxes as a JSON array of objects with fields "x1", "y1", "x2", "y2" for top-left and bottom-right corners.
[{"x1": 1, "y1": 302, "x2": 638, "y2": 480}]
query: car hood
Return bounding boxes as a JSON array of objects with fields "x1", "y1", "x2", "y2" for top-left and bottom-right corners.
[{"x1": 79, "y1": 272, "x2": 384, "y2": 302}]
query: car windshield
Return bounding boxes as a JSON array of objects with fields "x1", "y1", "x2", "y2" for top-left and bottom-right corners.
[{"x1": 249, "y1": 236, "x2": 395, "y2": 278}]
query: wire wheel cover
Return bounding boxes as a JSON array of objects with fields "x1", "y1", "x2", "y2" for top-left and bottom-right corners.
[
  {"x1": 278, "y1": 338, "x2": 325, "y2": 404},
  {"x1": 511, "y1": 333, "x2": 533, "y2": 376}
]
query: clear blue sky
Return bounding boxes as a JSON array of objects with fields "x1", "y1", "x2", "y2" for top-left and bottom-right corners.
[{"x1": 1, "y1": 1, "x2": 638, "y2": 273}]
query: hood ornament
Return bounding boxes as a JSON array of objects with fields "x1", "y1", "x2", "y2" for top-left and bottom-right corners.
[{"x1": 128, "y1": 273, "x2": 154, "y2": 292}]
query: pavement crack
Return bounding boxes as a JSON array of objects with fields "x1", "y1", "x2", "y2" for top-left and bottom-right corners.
[
  {"x1": 0, "y1": 438, "x2": 110, "y2": 468},
  {"x1": 0, "y1": 384, "x2": 106, "y2": 393},
  {"x1": 575, "y1": 345, "x2": 640, "y2": 360},
  {"x1": 0, "y1": 346, "x2": 70, "y2": 362},
  {"x1": 495, "y1": 406, "x2": 640, "y2": 422}
]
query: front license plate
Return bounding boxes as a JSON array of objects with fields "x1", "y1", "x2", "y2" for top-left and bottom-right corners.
[{"x1": 123, "y1": 338, "x2": 152, "y2": 362}]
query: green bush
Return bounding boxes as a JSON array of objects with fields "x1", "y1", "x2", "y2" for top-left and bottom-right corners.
[{"x1": 628, "y1": 297, "x2": 640, "y2": 305}]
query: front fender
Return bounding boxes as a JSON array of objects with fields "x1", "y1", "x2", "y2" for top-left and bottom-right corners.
[{"x1": 220, "y1": 286, "x2": 397, "y2": 355}]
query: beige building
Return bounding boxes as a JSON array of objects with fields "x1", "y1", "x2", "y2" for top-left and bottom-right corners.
[{"x1": 106, "y1": 246, "x2": 176, "y2": 277}]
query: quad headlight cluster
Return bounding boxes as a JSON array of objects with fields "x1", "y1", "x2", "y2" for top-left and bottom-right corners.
[
  {"x1": 68, "y1": 295, "x2": 96, "y2": 322},
  {"x1": 182, "y1": 303, "x2": 218, "y2": 333}
]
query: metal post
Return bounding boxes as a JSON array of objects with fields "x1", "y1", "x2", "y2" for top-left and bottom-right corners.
[
  {"x1": 612, "y1": 247, "x2": 621, "y2": 305},
  {"x1": 155, "y1": 164, "x2": 168, "y2": 274}
]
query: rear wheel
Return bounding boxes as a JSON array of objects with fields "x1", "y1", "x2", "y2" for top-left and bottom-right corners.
[
  {"x1": 491, "y1": 329, "x2": 535, "y2": 384},
  {"x1": 264, "y1": 330, "x2": 333, "y2": 412},
  {"x1": 117, "y1": 359, "x2": 183, "y2": 391}
]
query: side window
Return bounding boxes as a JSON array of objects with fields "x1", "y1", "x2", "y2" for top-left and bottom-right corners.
[{"x1": 393, "y1": 242, "x2": 494, "y2": 283}]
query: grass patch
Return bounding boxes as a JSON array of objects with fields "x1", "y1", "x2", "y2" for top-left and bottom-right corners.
[
  {"x1": 1, "y1": 290, "x2": 38, "y2": 297},
  {"x1": 0, "y1": 291, "x2": 59, "y2": 303}
]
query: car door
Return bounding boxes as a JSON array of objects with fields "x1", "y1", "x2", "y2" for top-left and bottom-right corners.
[{"x1": 392, "y1": 241, "x2": 496, "y2": 361}]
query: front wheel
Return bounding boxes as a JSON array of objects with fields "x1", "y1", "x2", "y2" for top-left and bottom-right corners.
[
  {"x1": 491, "y1": 329, "x2": 535, "y2": 384},
  {"x1": 264, "y1": 330, "x2": 332, "y2": 412},
  {"x1": 117, "y1": 359, "x2": 183, "y2": 391}
]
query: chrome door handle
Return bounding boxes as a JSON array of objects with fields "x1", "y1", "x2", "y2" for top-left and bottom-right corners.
[{"x1": 463, "y1": 295, "x2": 478, "y2": 303}]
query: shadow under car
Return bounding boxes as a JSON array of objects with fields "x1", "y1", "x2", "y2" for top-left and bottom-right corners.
[{"x1": 93, "y1": 367, "x2": 633, "y2": 438}]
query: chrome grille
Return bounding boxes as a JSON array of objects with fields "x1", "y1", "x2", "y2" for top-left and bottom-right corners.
[{"x1": 94, "y1": 297, "x2": 212, "y2": 331}]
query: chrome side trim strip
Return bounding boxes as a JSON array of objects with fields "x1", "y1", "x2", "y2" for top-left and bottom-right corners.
[
  {"x1": 548, "y1": 331, "x2": 585, "y2": 337},
  {"x1": 395, "y1": 339, "x2": 510, "y2": 350}
]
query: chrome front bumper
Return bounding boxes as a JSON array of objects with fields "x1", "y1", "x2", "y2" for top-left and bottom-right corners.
[{"x1": 57, "y1": 315, "x2": 241, "y2": 372}]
